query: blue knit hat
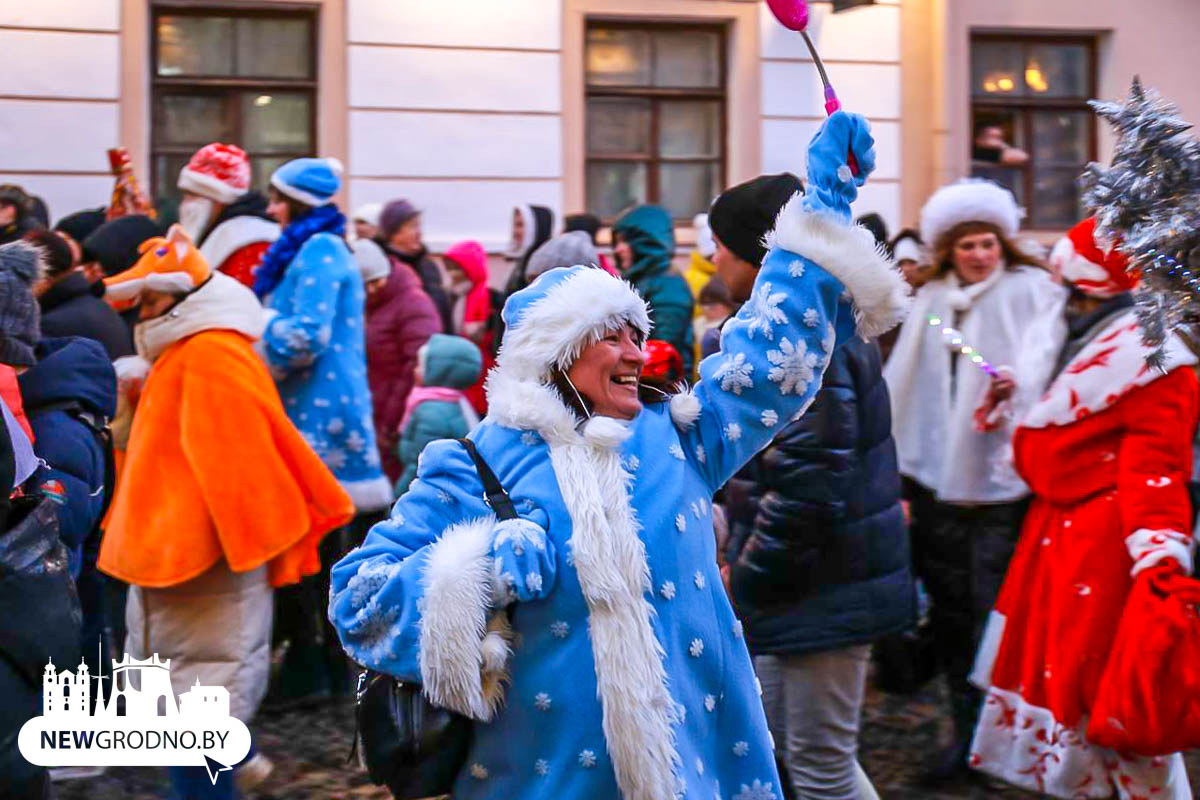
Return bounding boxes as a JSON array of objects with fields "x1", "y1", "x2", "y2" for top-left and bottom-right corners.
[{"x1": 270, "y1": 157, "x2": 344, "y2": 207}]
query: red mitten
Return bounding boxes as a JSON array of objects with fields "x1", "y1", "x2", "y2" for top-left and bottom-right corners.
[{"x1": 1086, "y1": 562, "x2": 1200, "y2": 755}]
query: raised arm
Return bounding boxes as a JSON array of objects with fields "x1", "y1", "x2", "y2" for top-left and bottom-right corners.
[{"x1": 672, "y1": 112, "x2": 910, "y2": 491}]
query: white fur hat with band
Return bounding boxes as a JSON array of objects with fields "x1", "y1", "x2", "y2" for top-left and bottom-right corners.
[
  {"x1": 919, "y1": 179, "x2": 1023, "y2": 249},
  {"x1": 493, "y1": 265, "x2": 650, "y2": 381}
]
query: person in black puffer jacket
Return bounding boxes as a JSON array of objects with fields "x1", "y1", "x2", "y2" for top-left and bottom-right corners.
[{"x1": 712, "y1": 175, "x2": 915, "y2": 800}]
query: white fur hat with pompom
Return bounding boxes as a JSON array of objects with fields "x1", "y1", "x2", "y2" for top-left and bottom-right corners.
[{"x1": 919, "y1": 179, "x2": 1023, "y2": 249}]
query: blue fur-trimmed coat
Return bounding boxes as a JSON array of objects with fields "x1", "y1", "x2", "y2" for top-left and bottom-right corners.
[
  {"x1": 329, "y1": 201, "x2": 909, "y2": 800},
  {"x1": 261, "y1": 231, "x2": 392, "y2": 511}
]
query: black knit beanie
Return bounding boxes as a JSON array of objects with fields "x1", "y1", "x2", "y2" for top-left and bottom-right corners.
[
  {"x1": 0, "y1": 242, "x2": 43, "y2": 368},
  {"x1": 54, "y1": 207, "x2": 107, "y2": 248},
  {"x1": 708, "y1": 173, "x2": 803, "y2": 267},
  {"x1": 82, "y1": 215, "x2": 165, "y2": 277}
]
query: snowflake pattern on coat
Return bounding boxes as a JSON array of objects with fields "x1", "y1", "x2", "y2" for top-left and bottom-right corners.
[
  {"x1": 744, "y1": 282, "x2": 787, "y2": 340},
  {"x1": 766, "y1": 337, "x2": 820, "y2": 395},
  {"x1": 262, "y1": 232, "x2": 388, "y2": 507},
  {"x1": 327, "y1": 225, "x2": 861, "y2": 800}
]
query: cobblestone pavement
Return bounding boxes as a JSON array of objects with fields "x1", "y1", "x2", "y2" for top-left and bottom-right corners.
[{"x1": 55, "y1": 677, "x2": 1199, "y2": 799}]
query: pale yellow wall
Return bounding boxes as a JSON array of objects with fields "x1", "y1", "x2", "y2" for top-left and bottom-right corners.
[
  {"x1": 119, "y1": 0, "x2": 348, "y2": 209},
  {"x1": 562, "y1": 0, "x2": 762, "y2": 237},
  {"x1": 922, "y1": 0, "x2": 1200, "y2": 232}
]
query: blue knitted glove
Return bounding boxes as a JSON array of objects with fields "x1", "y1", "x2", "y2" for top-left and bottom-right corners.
[
  {"x1": 491, "y1": 517, "x2": 557, "y2": 604},
  {"x1": 801, "y1": 111, "x2": 877, "y2": 223}
]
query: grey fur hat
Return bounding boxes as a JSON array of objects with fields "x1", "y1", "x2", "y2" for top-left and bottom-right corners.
[
  {"x1": 0, "y1": 241, "x2": 44, "y2": 368},
  {"x1": 525, "y1": 231, "x2": 600, "y2": 282}
]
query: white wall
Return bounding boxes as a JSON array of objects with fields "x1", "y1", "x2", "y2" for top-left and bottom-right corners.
[
  {"x1": 0, "y1": 3, "x2": 121, "y2": 222},
  {"x1": 346, "y1": 0, "x2": 563, "y2": 252},
  {"x1": 759, "y1": 0, "x2": 903, "y2": 230}
]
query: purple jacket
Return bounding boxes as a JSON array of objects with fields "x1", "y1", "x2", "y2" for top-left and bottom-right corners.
[{"x1": 366, "y1": 260, "x2": 441, "y2": 483}]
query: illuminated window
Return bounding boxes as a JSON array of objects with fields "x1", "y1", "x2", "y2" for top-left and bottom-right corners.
[
  {"x1": 585, "y1": 22, "x2": 727, "y2": 221},
  {"x1": 970, "y1": 34, "x2": 1097, "y2": 229},
  {"x1": 150, "y1": 4, "x2": 317, "y2": 217}
]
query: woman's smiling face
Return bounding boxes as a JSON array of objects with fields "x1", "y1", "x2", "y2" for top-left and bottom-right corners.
[{"x1": 566, "y1": 324, "x2": 647, "y2": 420}]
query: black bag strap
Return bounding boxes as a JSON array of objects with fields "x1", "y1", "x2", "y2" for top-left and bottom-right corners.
[{"x1": 456, "y1": 438, "x2": 517, "y2": 521}]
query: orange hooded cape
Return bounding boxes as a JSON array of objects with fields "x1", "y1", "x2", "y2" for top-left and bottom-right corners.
[{"x1": 99, "y1": 232, "x2": 354, "y2": 588}]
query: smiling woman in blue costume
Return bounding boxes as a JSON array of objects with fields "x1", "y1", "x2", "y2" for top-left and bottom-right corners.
[{"x1": 329, "y1": 112, "x2": 909, "y2": 800}]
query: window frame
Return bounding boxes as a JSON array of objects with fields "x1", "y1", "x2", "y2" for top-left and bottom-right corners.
[
  {"x1": 968, "y1": 32, "x2": 1099, "y2": 230},
  {"x1": 584, "y1": 19, "x2": 728, "y2": 223},
  {"x1": 149, "y1": 1, "x2": 319, "y2": 205}
]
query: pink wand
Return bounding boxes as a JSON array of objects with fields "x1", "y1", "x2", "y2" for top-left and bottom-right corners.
[{"x1": 764, "y1": 0, "x2": 860, "y2": 176}]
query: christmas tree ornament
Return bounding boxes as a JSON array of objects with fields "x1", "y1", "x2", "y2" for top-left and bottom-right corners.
[
  {"x1": 764, "y1": 0, "x2": 860, "y2": 176},
  {"x1": 1083, "y1": 77, "x2": 1200, "y2": 367}
]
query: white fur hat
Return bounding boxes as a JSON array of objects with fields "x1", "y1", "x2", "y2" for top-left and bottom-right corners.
[{"x1": 919, "y1": 179, "x2": 1023, "y2": 249}]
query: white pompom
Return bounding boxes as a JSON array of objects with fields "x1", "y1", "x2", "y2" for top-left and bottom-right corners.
[
  {"x1": 581, "y1": 415, "x2": 632, "y2": 448},
  {"x1": 669, "y1": 388, "x2": 701, "y2": 429},
  {"x1": 480, "y1": 630, "x2": 510, "y2": 673}
]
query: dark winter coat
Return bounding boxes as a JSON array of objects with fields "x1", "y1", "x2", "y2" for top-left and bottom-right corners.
[
  {"x1": 366, "y1": 261, "x2": 441, "y2": 483},
  {"x1": 613, "y1": 205, "x2": 695, "y2": 375},
  {"x1": 38, "y1": 272, "x2": 135, "y2": 359},
  {"x1": 381, "y1": 243, "x2": 453, "y2": 333},
  {"x1": 19, "y1": 337, "x2": 116, "y2": 575},
  {"x1": 726, "y1": 337, "x2": 916, "y2": 656}
]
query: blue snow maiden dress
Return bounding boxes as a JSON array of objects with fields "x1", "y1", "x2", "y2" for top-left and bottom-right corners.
[
  {"x1": 260, "y1": 223, "x2": 393, "y2": 512},
  {"x1": 329, "y1": 112, "x2": 909, "y2": 800}
]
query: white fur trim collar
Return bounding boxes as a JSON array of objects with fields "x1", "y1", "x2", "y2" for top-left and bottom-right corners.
[
  {"x1": 1022, "y1": 310, "x2": 1198, "y2": 429},
  {"x1": 496, "y1": 267, "x2": 651, "y2": 381},
  {"x1": 418, "y1": 515, "x2": 512, "y2": 721},
  {"x1": 767, "y1": 199, "x2": 911, "y2": 339},
  {"x1": 134, "y1": 272, "x2": 267, "y2": 362},
  {"x1": 199, "y1": 215, "x2": 279, "y2": 271},
  {"x1": 485, "y1": 365, "x2": 682, "y2": 798}
]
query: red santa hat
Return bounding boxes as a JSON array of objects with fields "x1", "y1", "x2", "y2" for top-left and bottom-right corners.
[
  {"x1": 177, "y1": 143, "x2": 251, "y2": 205},
  {"x1": 1049, "y1": 217, "x2": 1139, "y2": 298}
]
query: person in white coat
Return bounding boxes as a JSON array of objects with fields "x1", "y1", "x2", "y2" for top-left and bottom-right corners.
[{"x1": 883, "y1": 179, "x2": 1066, "y2": 785}]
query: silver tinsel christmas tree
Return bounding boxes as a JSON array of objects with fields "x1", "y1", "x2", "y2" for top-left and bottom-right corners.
[{"x1": 1082, "y1": 77, "x2": 1200, "y2": 367}]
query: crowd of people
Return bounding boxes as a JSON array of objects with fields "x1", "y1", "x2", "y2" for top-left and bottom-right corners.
[{"x1": 0, "y1": 104, "x2": 1196, "y2": 800}]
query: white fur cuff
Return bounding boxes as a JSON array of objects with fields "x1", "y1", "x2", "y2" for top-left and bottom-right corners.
[
  {"x1": 418, "y1": 515, "x2": 512, "y2": 721},
  {"x1": 767, "y1": 196, "x2": 912, "y2": 339},
  {"x1": 1126, "y1": 528, "x2": 1194, "y2": 577}
]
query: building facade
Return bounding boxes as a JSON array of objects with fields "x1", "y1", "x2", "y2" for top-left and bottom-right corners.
[{"x1": 5, "y1": 0, "x2": 1200, "y2": 252}]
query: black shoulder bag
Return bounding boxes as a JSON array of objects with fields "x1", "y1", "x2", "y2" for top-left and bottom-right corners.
[{"x1": 353, "y1": 438, "x2": 515, "y2": 798}]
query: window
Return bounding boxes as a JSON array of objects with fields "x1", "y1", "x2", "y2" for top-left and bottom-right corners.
[
  {"x1": 585, "y1": 23, "x2": 726, "y2": 221},
  {"x1": 969, "y1": 34, "x2": 1097, "y2": 229},
  {"x1": 151, "y1": 4, "x2": 317, "y2": 213}
]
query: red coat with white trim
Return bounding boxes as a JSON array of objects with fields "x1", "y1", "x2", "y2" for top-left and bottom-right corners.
[{"x1": 970, "y1": 310, "x2": 1199, "y2": 797}]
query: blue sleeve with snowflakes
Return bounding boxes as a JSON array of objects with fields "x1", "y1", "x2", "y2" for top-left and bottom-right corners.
[
  {"x1": 327, "y1": 439, "x2": 489, "y2": 678},
  {"x1": 262, "y1": 236, "x2": 346, "y2": 375},
  {"x1": 681, "y1": 245, "x2": 858, "y2": 493}
]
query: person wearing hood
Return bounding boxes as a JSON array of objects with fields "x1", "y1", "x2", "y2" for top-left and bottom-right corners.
[
  {"x1": 564, "y1": 212, "x2": 617, "y2": 276},
  {"x1": 98, "y1": 226, "x2": 354, "y2": 798},
  {"x1": 968, "y1": 219, "x2": 1196, "y2": 800},
  {"x1": 27, "y1": 229, "x2": 134, "y2": 359},
  {"x1": 53, "y1": 207, "x2": 107, "y2": 266},
  {"x1": 394, "y1": 333, "x2": 482, "y2": 495},
  {"x1": 377, "y1": 199, "x2": 453, "y2": 332},
  {"x1": 176, "y1": 143, "x2": 280, "y2": 289},
  {"x1": 883, "y1": 179, "x2": 1066, "y2": 785},
  {"x1": 0, "y1": 184, "x2": 40, "y2": 246},
  {"x1": 443, "y1": 239, "x2": 495, "y2": 414},
  {"x1": 613, "y1": 204, "x2": 695, "y2": 376},
  {"x1": 330, "y1": 111, "x2": 908, "y2": 800},
  {"x1": 353, "y1": 202, "x2": 382, "y2": 242},
  {"x1": 503, "y1": 203, "x2": 555, "y2": 297},
  {"x1": 357, "y1": 237, "x2": 440, "y2": 484},
  {"x1": 685, "y1": 212, "x2": 718, "y2": 309}
]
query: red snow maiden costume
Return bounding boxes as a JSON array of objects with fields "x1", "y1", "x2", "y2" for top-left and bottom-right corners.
[{"x1": 970, "y1": 219, "x2": 1199, "y2": 799}]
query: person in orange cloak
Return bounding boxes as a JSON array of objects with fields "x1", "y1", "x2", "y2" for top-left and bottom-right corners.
[{"x1": 97, "y1": 225, "x2": 353, "y2": 793}]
